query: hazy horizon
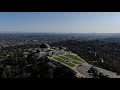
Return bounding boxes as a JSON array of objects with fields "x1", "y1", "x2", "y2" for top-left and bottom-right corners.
[{"x1": 0, "y1": 12, "x2": 120, "y2": 33}]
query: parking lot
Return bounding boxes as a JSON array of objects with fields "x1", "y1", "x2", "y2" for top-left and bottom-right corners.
[
  {"x1": 76, "y1": 63, "x2": 120, "y2": 78},
  {"x1": 76, "y1": 64, "x2": 93, "y2": 78}
]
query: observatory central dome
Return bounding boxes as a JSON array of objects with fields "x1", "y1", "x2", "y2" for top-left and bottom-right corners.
[{"x1": 40, "y1": 43, "x2": 50, "y2": 49}]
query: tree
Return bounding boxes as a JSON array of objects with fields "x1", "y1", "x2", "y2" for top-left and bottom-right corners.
[
  {"x1": 1, "y1": 71, "x2": 7, "y2": 78},
  {"x1": 47, "y1": 68, "x2": 54, "y2": 78},
  {"x1": 22, "y1": 69, "x2": 28, "y2": 78},
  {"x1": 2, "y1": 65, "x2": 12, "y2": 78}
]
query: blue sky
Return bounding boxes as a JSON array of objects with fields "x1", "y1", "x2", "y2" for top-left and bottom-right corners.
[{"x1": 0, "y1": 12, "x2": 120, "y2": 33}]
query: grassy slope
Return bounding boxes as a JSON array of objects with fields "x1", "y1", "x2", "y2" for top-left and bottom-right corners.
[
  {"x1": 65, "y1": 54, "x2": 84, "y2": 62},
  {"x1": 53, "y1": 57, "x2": 75, "y2": 67}
]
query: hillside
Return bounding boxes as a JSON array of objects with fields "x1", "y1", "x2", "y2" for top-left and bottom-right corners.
[{"x1": 50, "y1": 40, "x2": 120, "y2": 74}]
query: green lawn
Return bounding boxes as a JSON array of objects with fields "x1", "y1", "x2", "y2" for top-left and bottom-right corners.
[
  {"x1": 53, "y1": 57, "x2": 75, "y2": 67},
  {"x1": 65, "y1": 54, "x2": 84, "y2": 62},
  {"x1": 72, "y1": 60, "x2": 81, "y2": 64},
  {"x1": 50, "y1": 53, "x2": 85, "y2": 68},
  {"x1": 59, "y1": 55, "x2": 81, "y2": 64},
  {"x1": 53, "y1": 57, "x2": 64, "y2": 62},
  {"x1": 58, "y1": 55, "x2": 69, "y2": 60}
]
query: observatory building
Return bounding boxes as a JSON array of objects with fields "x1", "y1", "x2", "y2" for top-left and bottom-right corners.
[{"x1": 33, "y1": 43, "x2": 65, "y2": 59}]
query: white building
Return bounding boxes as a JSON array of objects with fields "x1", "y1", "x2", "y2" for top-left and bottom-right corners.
[{"x1": 33, "y1": 43, "x2": 65, "y2": 58}]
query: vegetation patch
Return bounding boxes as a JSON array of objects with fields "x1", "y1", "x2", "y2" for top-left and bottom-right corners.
[
  {"x1": 72, "y1": 60, "x2": 81, "y2": 64},
  {"x1": 58, "y1": 55, "x2": 81, "y2": 64},
  {"x1": 59, "y1": 55, "x2": 69, "y2": 60},
  {"x1": 53, "y1": 57, "x2": 75, "y2": 67},
  {"x1": 65, "y1": 54, "x2": 84, "y2": 62}
]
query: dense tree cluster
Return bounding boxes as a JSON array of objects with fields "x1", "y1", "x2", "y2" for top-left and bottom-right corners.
[{"x1": 0, "y1": 50, "x2": 76, "y2": 78}]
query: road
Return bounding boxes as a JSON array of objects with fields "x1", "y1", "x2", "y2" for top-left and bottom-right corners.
[
  {"x1": 94, "y1": 66, "x2": 120, "y2": 78},
  {"x1": 76, "y1": 63, "x2": 120, "y2": 78}
]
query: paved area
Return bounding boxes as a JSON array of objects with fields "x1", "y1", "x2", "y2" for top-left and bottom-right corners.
[
  {"x1": 94, "y1": 66, "x2": 120, "y2": 78},
  {"x1": 76, "y1": 64, "x2": 93, "y2": 78},
  {"x1": 76, "y1": 63, "x2": 120, "y2": 78}
]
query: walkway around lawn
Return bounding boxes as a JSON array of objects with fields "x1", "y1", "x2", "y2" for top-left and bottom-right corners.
[{"x1": 48, "y1": 53, "x2": 87, "y2": 78}]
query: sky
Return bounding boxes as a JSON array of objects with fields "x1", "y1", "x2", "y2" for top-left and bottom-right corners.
[{"x1": 0, "y1": 12, "x2": 120, "y2": 33}]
